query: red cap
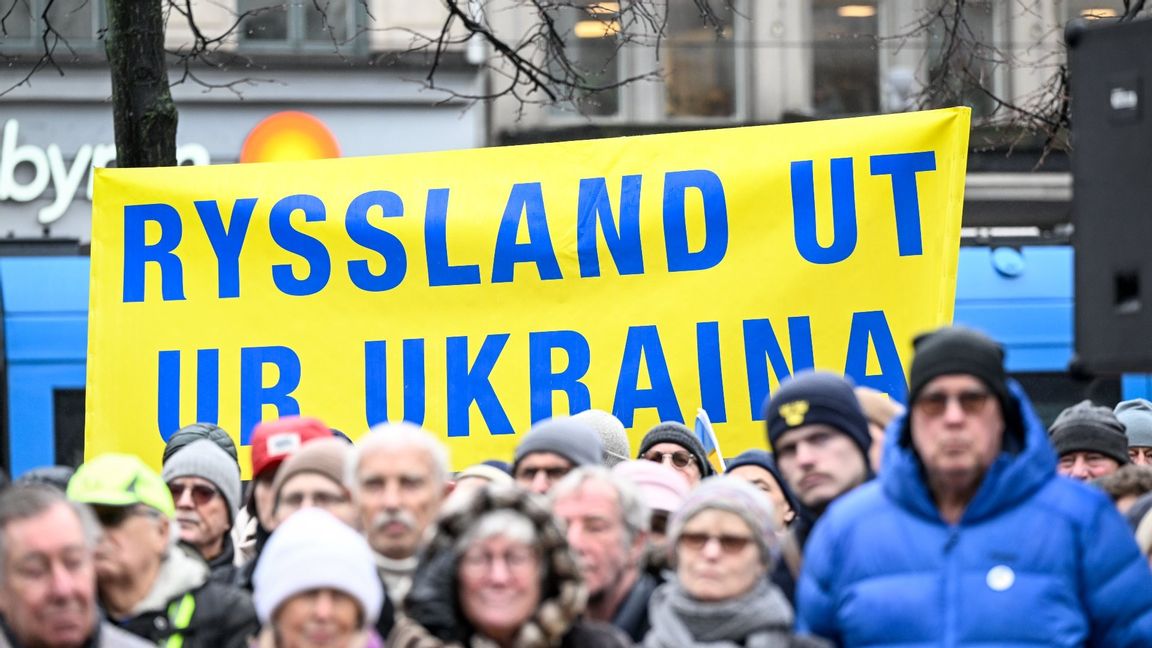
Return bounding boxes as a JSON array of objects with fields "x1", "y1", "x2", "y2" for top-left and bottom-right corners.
[{"x1": 250, "y1": 416, "x2": 333, "y2": 479}]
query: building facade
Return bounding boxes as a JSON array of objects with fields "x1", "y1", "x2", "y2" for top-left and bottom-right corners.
[{"x1": 0, "y1": 0, "x2": 1135, "y2": 474}]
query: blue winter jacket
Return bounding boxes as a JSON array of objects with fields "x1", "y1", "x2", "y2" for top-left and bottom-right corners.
[{"x1": 797, "y1": 382, "x2": 1152, "y2": 647}]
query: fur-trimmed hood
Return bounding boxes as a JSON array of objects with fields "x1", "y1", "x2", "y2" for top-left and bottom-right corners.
[{"x1": 396, "y1": 485, "x2": 587, "y2": 648}]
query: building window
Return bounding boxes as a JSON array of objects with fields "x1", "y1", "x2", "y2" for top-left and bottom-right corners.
[
  {"x1": 1062, "y1": 0, "x2": 1125, "y2": 21},
  {"x1": 239, "y1": 0, "x2": 358, "y2": 50},
  {"x1": 552, "y1": 2, "x2": 621, "y2": 116},
  {"x1": 812, "y1": 0, "x2": 880, "y2": 116},
  {"x1": 924, "y1": 0, "x2": 1005, "y2": 119},
  {"x1": 664, "y1": 2, "x2": 736, "y2": 117},
  {"x1": 3, "y1": 0, "x2": 103, "y2": 50}
]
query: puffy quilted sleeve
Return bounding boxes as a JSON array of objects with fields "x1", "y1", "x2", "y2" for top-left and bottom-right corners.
[
  {"x1": 795, "y1": 516, "x2": 843, "y2": 646},
  {"x1": 1079, "y1": 497, "x2": 1152, "y2": 647}
]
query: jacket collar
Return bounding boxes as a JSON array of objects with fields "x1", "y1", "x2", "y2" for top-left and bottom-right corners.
[{"x1": 882, "y1": 379, "x2": 1056, "y2": 524}]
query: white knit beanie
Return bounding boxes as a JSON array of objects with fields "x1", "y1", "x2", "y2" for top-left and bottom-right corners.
[
  {"x1": 573, "y1": 409, "x2": 631, "y2": 467},
  {"x1": 253, "y1": 508, "x2": 383, "y2": 626}
]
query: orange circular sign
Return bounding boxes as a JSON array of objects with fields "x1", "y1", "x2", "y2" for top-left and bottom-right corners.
[{"x1": 239, "y1": 111, "x2": 341, "y2": 163}]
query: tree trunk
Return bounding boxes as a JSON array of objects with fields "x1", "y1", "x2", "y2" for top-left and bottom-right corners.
[{"x1": 105, "y1": 0, "x2": 177, "y2": 168}]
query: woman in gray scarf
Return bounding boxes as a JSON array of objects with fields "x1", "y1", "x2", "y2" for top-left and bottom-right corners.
[{"x1": 644, "y1": 476, "x2": 829, "y2": 648}]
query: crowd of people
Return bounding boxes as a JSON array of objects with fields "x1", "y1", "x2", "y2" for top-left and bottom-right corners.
[{"x1": 3, "y1": 325, "x2": 1152, "y2": 647}]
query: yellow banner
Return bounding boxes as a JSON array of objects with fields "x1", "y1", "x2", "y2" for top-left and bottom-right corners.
[{"x1": 89, "y1": 108, "x2": 970, "y2": 475}]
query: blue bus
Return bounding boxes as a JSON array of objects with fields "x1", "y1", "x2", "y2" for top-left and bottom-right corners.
[{"x1": 0, "y1": 245, "x2": 1135, "y2": 477}]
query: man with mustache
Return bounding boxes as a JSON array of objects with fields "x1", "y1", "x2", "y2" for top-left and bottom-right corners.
[
  {"x1": 0, "y1": 485, "x2": 151, "y2": 648},
  {"x1": 346, "y1": 422, "x2": 451, "y2": 604},
  {"x1": 161, "y1": 440, "x2": 242, "y2": 584},
  {"x1": 763, "y1": 370, "x2": 873, "y2": 601}
]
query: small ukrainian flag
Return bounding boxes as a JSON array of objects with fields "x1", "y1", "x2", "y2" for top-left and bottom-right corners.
[{"x1": 694, "y1": 408, "x2": 726, "y2": 473}]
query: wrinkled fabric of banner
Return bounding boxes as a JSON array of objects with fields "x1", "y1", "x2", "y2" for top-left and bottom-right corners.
[{"x1": 89, "y1": 108, "x2": 970, "y2": 475}]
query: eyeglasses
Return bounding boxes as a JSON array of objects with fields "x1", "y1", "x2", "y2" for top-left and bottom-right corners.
[
  {"x1": 168, "y1": 482, "x2": 220, "y2": 507},
  {"x1": 677, "y1": 531, "x2": 754, "y2": 554},
  {"x1": 642, "y1": 450, "x2": 697, "y2": 469},
  {"x1": 279, "y1": 490, "x2": 349, "y2": 509},
  {"x1": 514, "y1": 466, "x2": 570, "y2": 482},
  {"x1": 90, "y1": 504, "x2": 157, "y2": 528},
  {"x1": 460, "y1": 547, "x2": 538, "y2": 574},
  {"x1": 913, "y1": 390, "x2": 992, "y2": 417}
]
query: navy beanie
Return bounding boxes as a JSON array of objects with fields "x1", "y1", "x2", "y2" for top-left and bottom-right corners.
[
  {"x1": 763, "y1": 370, "x2": 871, "y2": 464},
  {"x1": 725, "y1": 449, "x2": 804, "y2": 519},
  {"x1": 637, "y1": 421, "x2": 715, "y2": 477}
]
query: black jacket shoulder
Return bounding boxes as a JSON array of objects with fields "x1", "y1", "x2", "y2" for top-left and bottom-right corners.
[{"x1": 117, "y1": 580, "x2": 258, "y2": 648}]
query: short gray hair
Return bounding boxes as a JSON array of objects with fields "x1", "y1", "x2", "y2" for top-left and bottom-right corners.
[
  {"x1": 549, "y1": 466, "x2": 650, "y2": 544},
  {"x1": 455, "y1": 509, "x2": 538, "y2": 553},
  {"x1": 0, "y1": 486, "x2": 101, "y2": 580},
  {"x1": 345, "y1": 422, "x2": 450, "y2": 490}
]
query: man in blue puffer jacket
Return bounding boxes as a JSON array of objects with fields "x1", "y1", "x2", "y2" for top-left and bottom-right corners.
[{"x1": 797, "y1": 326, "x2": 1152, "y2": 647}]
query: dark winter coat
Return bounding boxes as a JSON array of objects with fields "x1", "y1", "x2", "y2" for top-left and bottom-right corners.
[{"x1": 112, "y1": 544, "x2": 258, "y2": 648}]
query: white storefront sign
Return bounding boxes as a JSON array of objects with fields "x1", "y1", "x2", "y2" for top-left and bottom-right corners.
[{"x1": 0, "y1": 119, "x2": 210, "y2": 224}]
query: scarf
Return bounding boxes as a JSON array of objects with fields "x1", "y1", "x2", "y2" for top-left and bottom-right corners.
[
  {"x1": 376, "y1": 552, "x2": 418, "y2": 603},
  {"x1": 644, "y1": 577, "x2": 796, "y2": 648}
]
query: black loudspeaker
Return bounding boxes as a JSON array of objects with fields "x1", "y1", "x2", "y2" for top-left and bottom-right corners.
[{"x1": 1068, "y1": 17, "x2": 1152, "y2": 373}]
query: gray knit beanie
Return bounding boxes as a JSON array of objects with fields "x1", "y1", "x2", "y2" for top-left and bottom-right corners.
[
  {"x1": 1049, "y1": 400, "x2": 1130, "y2": 466},
  {"x1": 513, "y1": 417, "x2": 603, "y2": 471},
  {"x1": 1116, "y1": 399, "x2": 1152, "y2": 448},
  {"x1": 668, "y1": 476, "x2": 777, "y2": 567},
  {"x1": 637, "y1": 421, "x2": 715, "y2": 477},
  {"x1": 163, "y1": 423, "x2": 238, "y2": 465},
  {"x1": 572, "y1": 409, "x2": 630, "y2": 467},
  {"x1": 162, "y1": 439, "x2": 242, "y2": 523}
]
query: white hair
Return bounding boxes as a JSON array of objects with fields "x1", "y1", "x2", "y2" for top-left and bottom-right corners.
[
  {"x1": 549, "y1": 466, "x2": 651, "y2": 543},
  {"x1": 455, "y1": 509, "x2": 538, "y2": 552},
  {"x1": 344, "y1": 422, "x2": 450, "y2": 491}
]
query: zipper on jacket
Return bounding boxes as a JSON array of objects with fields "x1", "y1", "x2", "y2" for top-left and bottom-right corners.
[{"x1": 943, "y1": 527, "x2": 960, "y2": 648}]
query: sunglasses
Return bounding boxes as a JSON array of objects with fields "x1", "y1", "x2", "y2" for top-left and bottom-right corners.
[
  {"x1": 279, "y1": 490, "x2": 349, "y2": 509},
  {"x1": 168, "y1": 482, "x2": 220, "y2": 506},
  {"x1": 514, "y1": 466, "x2": 570, "y2": 482},
  {"x1": 90, "y1": 505, "x2": 156, "y2": 528},
  {"x1": 678, "y1": 531, "x2": 754, "y2": 554},
  {"x1": 642, "y1": 450, "x2": 697, "y2": 469},
  {"x1": 913, "y1": 389, "x2": 992, "y2": 417}
]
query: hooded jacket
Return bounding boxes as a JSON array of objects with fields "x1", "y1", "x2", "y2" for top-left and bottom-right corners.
[
  {"x1": 113, "y1": 543, "x2": 259, "y2": 648},
  {"x1": 388, "y1": 484, "x2": 629, "y2": 648},
  {"x1": 797, "y1": 381, "x2": 1152, "y2": 647}
]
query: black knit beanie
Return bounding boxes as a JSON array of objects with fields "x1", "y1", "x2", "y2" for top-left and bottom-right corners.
[
  {"x1": 908, "y1": 327, "x2": 1010, "y2": 408},
  {"x1": 637, "y1": 422, "x2": 715, "y2": 477},
  {"x1": 763, "y1": 370, "x2": 871, "y2": 465},
  {"x1": 1049, "y1": 400, "x2": 1130, "y2": 466},
  {"x1": 905, "y1": 326, "x2": 1024, "y2": 451}
]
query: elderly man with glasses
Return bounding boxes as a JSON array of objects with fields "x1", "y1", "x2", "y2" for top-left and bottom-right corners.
[
  {"x1": 161, "y1": 439, "x2": 242, "y2": 583},
  {"x1": 797, "y1": 326, "x2": 1152, "y2": 646},
  {"x1": 636, "y1": 422, "x2": 715, "y2": 486}
]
